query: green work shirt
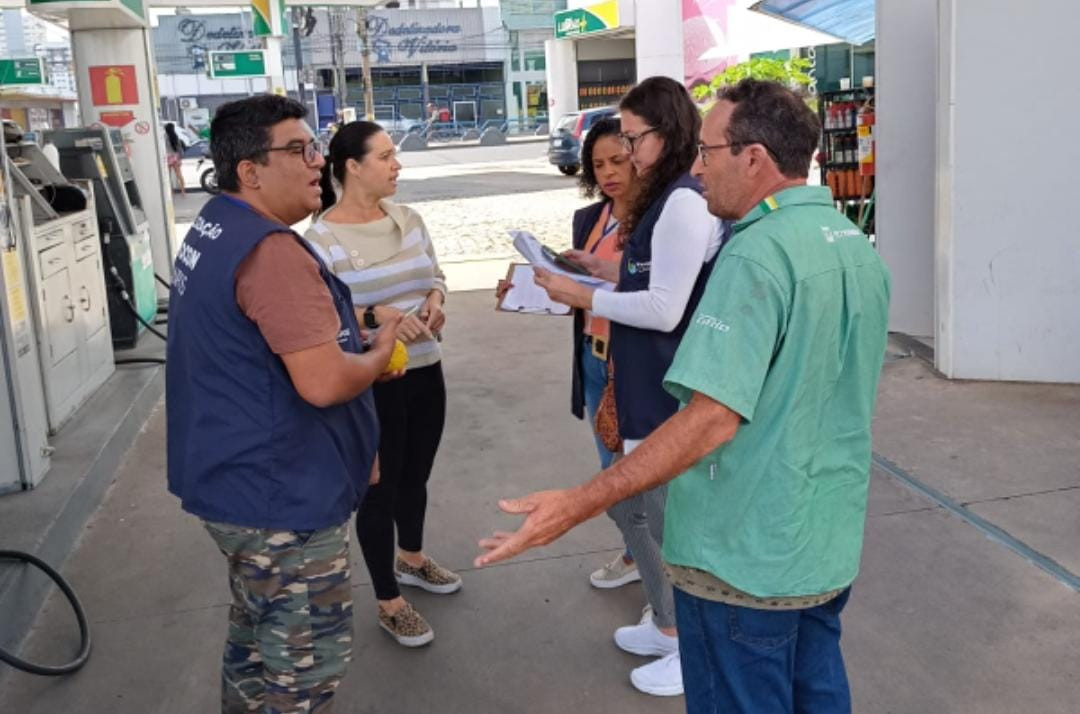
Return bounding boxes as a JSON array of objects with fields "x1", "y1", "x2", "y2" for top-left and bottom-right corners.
[{"x1": 661, "y1": 185, "x2": 890, "y2": 598}]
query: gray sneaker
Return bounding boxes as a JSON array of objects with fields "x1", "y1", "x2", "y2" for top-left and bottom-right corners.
[
  {"x1": 396, "y1": 556, "x2": 462, "y2": 594},
  {"x1": 378, "y1": 601, "x2": 434, "y2": 648},
  {"x1": 590, "y1": 553, "x2": 641, "y2": 589}
]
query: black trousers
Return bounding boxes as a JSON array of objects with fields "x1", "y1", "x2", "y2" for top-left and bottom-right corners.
[{"x1": 357, "y1": 361, "x2": 446, "y2": 601}]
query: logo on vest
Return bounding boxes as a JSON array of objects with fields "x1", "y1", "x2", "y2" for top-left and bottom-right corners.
[
  {"x1": 695, "y1": 313, "x2": 731, "y2": 333},
  {"x1": 176, "y1": 242, "x2": 202, "y2": 271},
  {"x1": 337, "y1": 327, "x2": 352, "y2": 345},
  {"x1": 627, "y1": 260, "x2": 651, "y2": 275},
  {"x1": 820, "y1": 226, "x2": 862, "y2": 243},
  {"x1": 191, "y1": 216, "x2": 224, "y2": 242}
]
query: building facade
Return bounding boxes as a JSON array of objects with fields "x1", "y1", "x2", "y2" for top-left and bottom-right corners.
[
  {"x1": 501, "y1": 1, "x2": 567, "y2": 128},
  {"x1": 544, "y1": 0, "x2": 837, "y2": 122},
  {"x1": 152, "y1": 5, "x2": 513, "y2": 132},
  {"x1": 0, "y1": 8, "x2": 77, "y2": 130}
]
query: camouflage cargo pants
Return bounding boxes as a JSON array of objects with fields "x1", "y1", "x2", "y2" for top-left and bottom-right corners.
[{"x1": 204, "y1": 520, "x2": 354, "y2": 714}]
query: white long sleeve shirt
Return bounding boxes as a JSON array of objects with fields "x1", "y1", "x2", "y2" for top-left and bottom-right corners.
[{"x1": 591, "y1": 188, "x2": 722, "y2": 332}]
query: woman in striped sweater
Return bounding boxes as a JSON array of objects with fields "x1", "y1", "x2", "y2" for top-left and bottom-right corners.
[{"x1": 306, "y1": 121, "x2": 458, "y2": 648}]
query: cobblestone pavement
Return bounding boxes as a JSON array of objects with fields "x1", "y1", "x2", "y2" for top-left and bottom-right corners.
[
  {"x1": 410, "y1": 184, "x2": 589, "y2": 263},
  {"x1": 173, "y1": 154, "x2": 591, "y2": 265},
  {"x1": 388, "y1": 155, "x2": 590, "y2": 263}
]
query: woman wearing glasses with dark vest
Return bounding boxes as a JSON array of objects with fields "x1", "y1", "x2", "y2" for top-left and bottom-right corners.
[{"x1": 534, "y1": 76, "x2": 728, "y2": 697}]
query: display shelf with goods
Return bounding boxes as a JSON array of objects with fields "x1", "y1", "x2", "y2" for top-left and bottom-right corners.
[{"x1": 818, "y1": 87, "x2": 875, "y2": 235}]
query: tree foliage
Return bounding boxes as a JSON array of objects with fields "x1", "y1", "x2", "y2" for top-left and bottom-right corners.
[{"x1": 690, "y1": 56, "x2": 813, "y2": 104}]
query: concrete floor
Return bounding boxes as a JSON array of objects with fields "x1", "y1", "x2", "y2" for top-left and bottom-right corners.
[{"x1": 1, "y1": 291, "x2": 1078, "y2": 713}]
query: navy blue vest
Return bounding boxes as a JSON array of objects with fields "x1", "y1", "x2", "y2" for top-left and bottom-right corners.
[
  {"x1": 166, "y1": 195, "x2": 379, "y2": 531},
  {"x1": 570, "y1": 201, "x2": 608, "y2": 420},
  {"x1": 610, "y1": 174, "x2": 718, "y2": 440}
]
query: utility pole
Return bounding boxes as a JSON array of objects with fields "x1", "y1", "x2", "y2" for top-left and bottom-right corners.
[
  {"x1": 356, "y1": 7, "x2": 375, "y2": 120},
  {"x1": 329, "y1": 8, "x2": 348, "y2": 117},
  {"x1": 291, "y1": 7, "x2": 307, "y2": 111},
  {"x1": 356, "y1": 1, "x2": 399, "y2": 121}
]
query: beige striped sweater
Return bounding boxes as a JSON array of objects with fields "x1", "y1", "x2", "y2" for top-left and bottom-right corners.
[{"x1": 304, "y1": 200, "x2": 446, "y2": 369}]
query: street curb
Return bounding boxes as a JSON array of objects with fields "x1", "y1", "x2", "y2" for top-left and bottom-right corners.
[{"x1": 420, "y1": 135, "x2": 548, "y2": 152}]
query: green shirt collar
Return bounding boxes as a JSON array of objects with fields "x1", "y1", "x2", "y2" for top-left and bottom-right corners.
[{"x1": 734, "y1": 185, "x2": 833, "y2": 232}]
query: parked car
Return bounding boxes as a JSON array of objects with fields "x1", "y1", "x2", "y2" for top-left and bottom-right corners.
[{"x1": 547, "y1": 106, "x2": 618, "y2": 176}]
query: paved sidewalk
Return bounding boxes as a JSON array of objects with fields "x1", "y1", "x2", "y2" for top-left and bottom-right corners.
[{"x1": 1, "y1": 291, "x2": 1077, "y2": 713}]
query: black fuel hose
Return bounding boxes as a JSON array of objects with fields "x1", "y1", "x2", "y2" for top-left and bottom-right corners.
[{"x1": 0, "y1": 550, "x2": 91, "y2": 675}]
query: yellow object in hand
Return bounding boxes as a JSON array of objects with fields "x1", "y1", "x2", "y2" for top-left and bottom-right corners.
[{"x1": 384, "y1": 339, "x2": 409, "y2": 373}]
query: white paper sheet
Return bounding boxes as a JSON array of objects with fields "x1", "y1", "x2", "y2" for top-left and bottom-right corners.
[{"x1": 498, "y1": 264, "x2": 571, "y2": 315}]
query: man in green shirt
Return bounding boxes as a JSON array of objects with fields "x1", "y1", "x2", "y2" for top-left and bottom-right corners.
[{"x1": 476, "y1": 79, "x2": 890, "y2": 714}]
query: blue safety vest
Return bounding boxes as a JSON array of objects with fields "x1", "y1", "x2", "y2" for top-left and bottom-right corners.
[
  {"x1": 166, "y1": 194, "x2": 379, "y2": 531},
  {"x1": 610, "y1": 174, "x2": 719, "y2": 440}
]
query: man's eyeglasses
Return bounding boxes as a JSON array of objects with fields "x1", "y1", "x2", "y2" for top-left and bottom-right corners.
[
  {"x1": 265, "y1": 138, "x2": 323, "y2": 165},
  {"x1": 619, "y1": 128, "x2": 658, "y2": 153},
  {"x1": 696, "y1": 141, "x2": 752, "y2": 166}
]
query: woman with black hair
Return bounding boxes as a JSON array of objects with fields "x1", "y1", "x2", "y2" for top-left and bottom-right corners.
[
  {"x1": 534, "y1": 76, "x2": 725, "y2": 697},
  {"x1": 164, "y1": 122, "x2": 186, "y2": 196},
  {"x1": 499, "y1": 117, "x2": 643, "y2": 588},
  {"x1": 305, "y1": 121, "x2": 457, "y2": 650}
]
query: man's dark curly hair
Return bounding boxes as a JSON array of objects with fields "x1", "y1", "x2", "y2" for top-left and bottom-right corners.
[
  {"x1": 717, "y1": 79, "x2": 821, "y2": 178},
  {"x1": 577, "y1": 116, "x2": 623, "y2": 199},
  {"x1": 210, "y1": 94, "x2": 308, "y2": 192}
]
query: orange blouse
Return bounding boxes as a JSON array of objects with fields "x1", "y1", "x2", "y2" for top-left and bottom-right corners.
[{"x1": 582, "y1": 203, "x2": 623, "y2": 341}]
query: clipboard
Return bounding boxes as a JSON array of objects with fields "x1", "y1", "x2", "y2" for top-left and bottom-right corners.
[{"x1": 496, "y1": 263, "x2": 571, "y2": 315}]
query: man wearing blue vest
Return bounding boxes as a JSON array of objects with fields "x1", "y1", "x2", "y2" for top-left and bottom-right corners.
[
  {"x1": 477, "y1": 79, "x2": 890, "y2": 714},
  {"x1": 166, "y1": 95, "x2": 400, "y2": 713}
]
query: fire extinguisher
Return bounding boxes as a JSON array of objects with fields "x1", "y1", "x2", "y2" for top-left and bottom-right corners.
[{"x1": 856, "y1": 104, "x2": 875, "y2": 177}]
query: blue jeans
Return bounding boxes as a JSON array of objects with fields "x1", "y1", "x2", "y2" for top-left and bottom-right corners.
[
  {"x1": 580, "y1": 338, "x2": 615, "y2": 470},
  {"x1": 675, "y1": 586, "x2": 852, "y2": 714},
  {"x1": 581, "y1": 339, "x2": 635, "y2": 562}
]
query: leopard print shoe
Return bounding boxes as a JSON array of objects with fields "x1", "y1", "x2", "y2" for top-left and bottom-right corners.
[
  {"x1": 395, "y1": 556, "x2": 462, "y2": 594},
  {"x1": 378, "y1": 601, "x2": 434, "y2": 648}
]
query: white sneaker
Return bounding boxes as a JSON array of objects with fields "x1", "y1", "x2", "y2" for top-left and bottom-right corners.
[
  {"x1": 630, "y1": 651, "x2": 684, "y2": 697},
  {"x1": 614, "y1": 618, "x2": 678, "y2": 657},
  {"x1": 590, "y1": 553, "x2": 641, "y2": 589}
]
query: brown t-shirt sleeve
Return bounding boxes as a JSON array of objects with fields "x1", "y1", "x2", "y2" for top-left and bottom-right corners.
[{"x1": 235, "y1": 232, "x2": 340, "y2": 355}]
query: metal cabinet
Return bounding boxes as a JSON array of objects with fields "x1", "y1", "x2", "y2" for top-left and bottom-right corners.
[{"x1": 15, "y1": 193, "x2": 114, "y2": 433}]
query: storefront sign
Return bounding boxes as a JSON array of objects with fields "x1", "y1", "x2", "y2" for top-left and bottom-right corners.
[
  {"x1": 208, "y1": 50, "x2": 268, "y2": 79},
  {"x1": 369, "y1": 15, "x2": 463, "y2": 62},
  {"x1": 89, "y1": 65, "x2": 138, "y2": 106},
  {"x1": 0, "y1": 58, "x2": 45, "y2": 86},
  {"x1": 154, "y1": 15, "x2": 259, "y2": 73},
  {"x1": 302, "y1": 8, "x2": 487, "y2": 68},
  {"x1": 554, "y1": 1, "x2": 620, "y2": 40}
]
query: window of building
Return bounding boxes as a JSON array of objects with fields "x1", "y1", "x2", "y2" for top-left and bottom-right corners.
[{"x1": 524, "y1": 50, "x2": 545, "y2": 71}]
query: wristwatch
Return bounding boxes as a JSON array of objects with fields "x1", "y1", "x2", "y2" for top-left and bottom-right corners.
[{"x1": 363, "y1": 306, "x2": 379, "y2": 329}]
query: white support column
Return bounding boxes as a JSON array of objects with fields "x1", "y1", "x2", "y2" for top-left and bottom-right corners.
[
  {"x1": 545, "y1": 37, "x2": 578, "y2": 122},
  {"x1": 264, "y1": 36, "x2": 287, "y2": 96},
  {"x1": 935, "y1": 0, "x2": 1080, "y2": 382},
  {"x1": 633, "y1": 0, "x2": 683, "y2": 82},
  {"x1": 875, "y1": 0, "x2": 936, "y2": 338}
]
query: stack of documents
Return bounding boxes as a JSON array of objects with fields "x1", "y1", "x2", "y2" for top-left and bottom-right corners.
[
  {"x1": 509, "y1": 230, "x2": 611, "y2": 287},
  {"x1": 497, "y1": 230, "x2": 614, "y2": 315}
]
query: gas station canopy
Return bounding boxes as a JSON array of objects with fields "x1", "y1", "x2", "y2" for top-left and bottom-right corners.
[{"x1": 750, "y1": 0, "x2": 876, "y2": 46}]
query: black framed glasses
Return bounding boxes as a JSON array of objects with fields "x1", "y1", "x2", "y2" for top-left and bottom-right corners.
[
  {"x1": 265, "y1": 138, "x2": 323, "y2": 166},
  {"x1": 697, "y1": 140, "x2": 780, "y2": 166},
  {"x1": 619, "y1": 128, "x2": 658, "y2": 153},
  {"x1": 696, "y1": 141, "x2": 751, "y2": 166}
]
